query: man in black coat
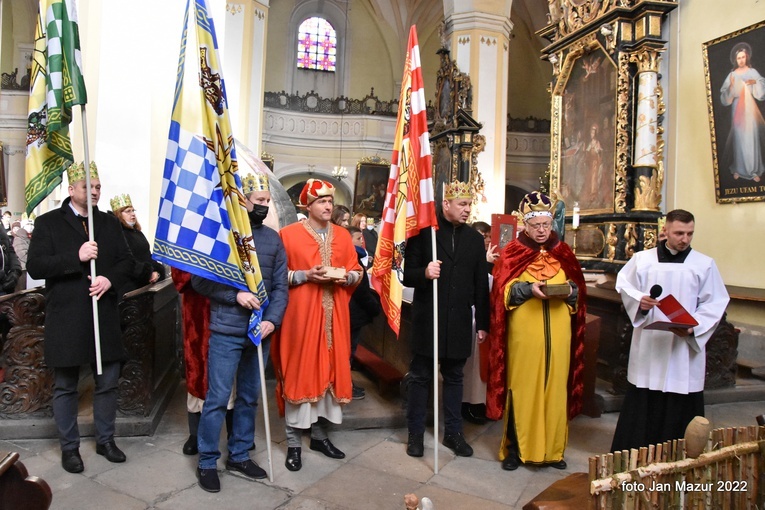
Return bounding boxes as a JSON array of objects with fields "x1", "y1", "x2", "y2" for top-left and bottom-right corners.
[
  {"x1": 403, "y1": 181, "x2": 490, "y2": 459},
  {"x1": 27, "y1": 162, "x2": 133, "y2": 474}
]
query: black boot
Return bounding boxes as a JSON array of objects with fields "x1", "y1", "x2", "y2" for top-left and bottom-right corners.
[
  {"x1": 183, "y1": 412, "x2": 200, "y2": 455},
  {"x1": 225, "y1": 409, "x2": 234, "y2": 439}
]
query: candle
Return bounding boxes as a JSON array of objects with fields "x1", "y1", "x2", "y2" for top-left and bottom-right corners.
[{"x1": 572, "y1": 203, "x2": 580, "y2": 229}]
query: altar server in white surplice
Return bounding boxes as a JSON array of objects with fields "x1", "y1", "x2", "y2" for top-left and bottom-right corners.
[{"x1": 610, "y1": 209, "x2": 729, "y2": 453}]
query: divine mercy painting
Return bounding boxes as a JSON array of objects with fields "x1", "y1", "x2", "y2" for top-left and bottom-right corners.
[{"x1": 704, "y1": 20, "x2": 765, "y2": 204}]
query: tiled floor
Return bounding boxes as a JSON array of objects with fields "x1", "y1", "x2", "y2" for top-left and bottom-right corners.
[{"x1": 3, "y1": 374, "x2": 764, "y2": 509}]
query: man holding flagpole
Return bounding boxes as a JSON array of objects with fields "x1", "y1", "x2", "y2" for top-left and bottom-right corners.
[
  {"x1": 27, "y1": 162, "x2": 133, "y2": 473},
  {"x1": 154, "y1": 0, "x2": 278, "y2": 487},
  {"x1": 192, "y1": 172, "x2": 288, "y2": 492},
  {"x1": 403, "y1": 182, "x2": 490, "y2": 458}
]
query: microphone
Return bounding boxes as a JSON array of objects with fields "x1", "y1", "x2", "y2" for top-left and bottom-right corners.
[{"x1": 641, "y1": 284, "x2": 663, "y2": 315}]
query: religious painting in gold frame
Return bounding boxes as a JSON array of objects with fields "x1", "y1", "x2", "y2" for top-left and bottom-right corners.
[
  {"x1": 703, "y1": 19, "x2": 765, "y2": 204},
  {"x1": 551, "y1": 41, "x2": 620, "y2": 216},
  {"x1": 352, "y1": 156, "x2": 390, "y2": 218}
]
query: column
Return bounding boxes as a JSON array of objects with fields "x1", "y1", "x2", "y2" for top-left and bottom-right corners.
[
  {"x1": 630, "y1": 48, "x2": 663, "y2": 211},
  {"x1": 444, "y1": 1, "x2": 513, "y2": 219},
  {"x1": 222, "y1": 0, "x2": 270, "y2": 155}
]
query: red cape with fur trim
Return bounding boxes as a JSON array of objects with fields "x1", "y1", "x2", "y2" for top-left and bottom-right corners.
[{"x1": 484, "y1": 231, "x2": 587, "y2": 421}]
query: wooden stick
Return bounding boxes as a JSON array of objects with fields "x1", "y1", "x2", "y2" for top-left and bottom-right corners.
[
  {"x1": 605, "y1": 453, "x2": 613, "y2": 510},
  {"x1": 253, "y1": 343, "x2": 274, "y2": 482},
  {"x1": 589, "y1": 455, "x2": 598, "y2": 510},
  {"x1": 748, "y1": 426, "x2": 755, "y2": 509},
  {"x1": 430, "y1": 228, "x2": 439, "y2": 474},
  {"x1": 590, "y1": 440, "x2": 763, "y2": 495}
]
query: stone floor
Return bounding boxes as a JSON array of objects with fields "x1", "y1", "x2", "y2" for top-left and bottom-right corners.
[{"x1": 3, "y1": 373, "x2": 764, "y2": 510}]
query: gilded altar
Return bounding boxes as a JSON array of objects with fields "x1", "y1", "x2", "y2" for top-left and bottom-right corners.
[{"x1": 539, "y1": 0, "x2": 678, "y2": 270}]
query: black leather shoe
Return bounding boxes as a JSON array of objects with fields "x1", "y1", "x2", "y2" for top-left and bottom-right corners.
[
  {"x1": 96, "y1": 441, "x2": 126, "y2": 463},
  {"x1": 196, "y1": 467, "x2": 220, "y2": 492},
  {"x1": 62, "y1": 449, "x2": 84, "y2": 473},
  {"x1": 182, "y1": 434, "x2": 198, "y2": 455},
  {"x1": 352, "y1": 383, "x2": 366, "y2": 400},
  {"x1": 442, "y1": 432, "x2": 473, "y2": 457},
  {"x1": 285, "y1": 447, "x2": 302, "y2": 471},
  {"x1": 461, "y1": 403, "x2": 487, "y2": 425},
  {"x1": 547, "y1": 459, "x2": 567, "y2": 470},
  {"x1": 406, "y1": 433, "x2": 424, "y2": 457},
  {"x1": 309, "y1": 438, "x2": 345, "y2": 459},
  {"x1": 502, "y1": 452, "x2": 520, "y2": 471},
  {"x1": 226, "y1": 458, "x2": 267, "y2": 480}
]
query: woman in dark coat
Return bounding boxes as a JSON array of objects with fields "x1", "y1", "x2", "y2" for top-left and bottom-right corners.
[{"x1": 110, "y1": 194, "x2": 165, "y2": 297}]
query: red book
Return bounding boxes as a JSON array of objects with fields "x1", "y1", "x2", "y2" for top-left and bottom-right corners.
[
  {"x1": 490, "y1": 214, "x2": 518, "y2": 250},
  {"x1": 644, "y1": 294, "x2": 699, "y2": 331}
]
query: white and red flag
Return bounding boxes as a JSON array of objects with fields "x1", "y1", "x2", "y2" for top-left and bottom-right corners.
[{"x1": 371, "y1": 25, "x2": 437, "y2": 337}]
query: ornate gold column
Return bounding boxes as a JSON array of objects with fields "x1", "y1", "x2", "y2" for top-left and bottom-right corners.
[{"x1": 631, "y1": 48, "x2": 664, "y2": 212}]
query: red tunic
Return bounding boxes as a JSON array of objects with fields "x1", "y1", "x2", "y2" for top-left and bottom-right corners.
[
  {"x1": 172, "y1": 268, "x2": 211, "y2": 399},
  {"x1": 271, "y1": 222, "x2": 361, "y2": 416},
  {"x1": 484, "y1": 231, "x2": 587, "y2": 421}
]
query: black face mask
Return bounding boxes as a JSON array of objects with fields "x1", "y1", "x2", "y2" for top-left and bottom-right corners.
[{"x1": 248, "y1": 204, "x2": 269, "y2": 225}]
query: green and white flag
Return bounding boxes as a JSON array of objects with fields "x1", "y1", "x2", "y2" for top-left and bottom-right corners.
[{"x1": 25, "y1": 0, "x2": 88, "y2": 214}]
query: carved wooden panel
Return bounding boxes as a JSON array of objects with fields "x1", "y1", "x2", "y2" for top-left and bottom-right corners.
[
  {"x1": 705, "y1": 313, "x2": 738, "y2": 390},
  {"x1": 0, "y1": 293, "x2": 53, "y2": 417},
  {"x1": 117, "y1": 294, "x2": 155, "y2": 416}
]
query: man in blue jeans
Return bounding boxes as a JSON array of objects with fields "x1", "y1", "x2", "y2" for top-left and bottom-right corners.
[{"x1": 191, "y1": 172, "x2": 288, "y2": 492}]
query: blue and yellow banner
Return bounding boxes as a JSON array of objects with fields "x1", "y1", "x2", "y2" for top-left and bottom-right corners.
[{"x1": 153, "y1": 0, "x2": 268, "y2": 345}]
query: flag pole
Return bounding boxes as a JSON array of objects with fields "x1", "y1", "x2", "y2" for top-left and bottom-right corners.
[
  {"x1": 430, "y1": 227, "x2": 439, "y2": 474},
  {"x1": 81, "y1": 105, "x2": 103, "y2": 375},
  {"x1": 256, "y1": 342, "x2": 274, "y2": 482}
]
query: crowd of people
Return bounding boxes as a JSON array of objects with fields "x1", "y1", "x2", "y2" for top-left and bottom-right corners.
[{"x1": 13, "y1": 165, "x2": 729, "y2": 494}]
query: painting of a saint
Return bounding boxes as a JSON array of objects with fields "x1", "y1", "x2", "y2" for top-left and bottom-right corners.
[
  {"x1": 704, "y1": 20, "x2": 765, "y2": 203},
  {"x1": 557, "y1": 48, "x2": 616, "y2": 214}
]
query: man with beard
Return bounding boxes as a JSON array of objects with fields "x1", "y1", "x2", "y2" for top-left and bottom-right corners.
[
  {"x1": 403, "y1": 181, "x2": 490, "y2": 459},
  {"x1": 486, "y1": 191, "x2": 586, "y2": 471},
  {"x1": 610, "y1": 209, "x2": 728, "y2": 452},
  {"x1": 192, "y1": 172, "x2": 288, "y2": 492}
]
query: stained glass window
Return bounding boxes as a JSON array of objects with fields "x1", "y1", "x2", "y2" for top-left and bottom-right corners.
[{"x1": 297, "y1": 17, "x2": 336, "y2": 72}]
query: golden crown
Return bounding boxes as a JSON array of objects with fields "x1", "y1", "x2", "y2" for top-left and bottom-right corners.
[
  {"x1": 110, "y1": 194, "x2": 133, "y2": 212},
  {"x1": 241, "y1": 172, "x2": 270, "y2": 195},
  {"x1": 518, "y1": 191, "x2": 555, "y2": 220},
  {"x1": 443, "y1": 180, "x2": 474, "y2": 200},
  {"x1": 66, "y1": 161, "x2": 100, "y2": 183}
]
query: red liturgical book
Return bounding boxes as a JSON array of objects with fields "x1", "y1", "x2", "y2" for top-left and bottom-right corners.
[
  {"x1": 490, "y1": 214, "x2": 518, "y2": 250},
  {"x1": 644, "y1": 294, "x2": 699, "y2": 331}
]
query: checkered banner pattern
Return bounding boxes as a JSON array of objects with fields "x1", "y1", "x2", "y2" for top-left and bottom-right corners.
[
  {"x1": 153, "y1": 121, "x2": 242, "y2": 287},
  {"x1": 153, "y1": 0, "x2": 269, "y2": 345},
  {"x1": 371, "y1": 25, "x2": 437, "y2": 337}
]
